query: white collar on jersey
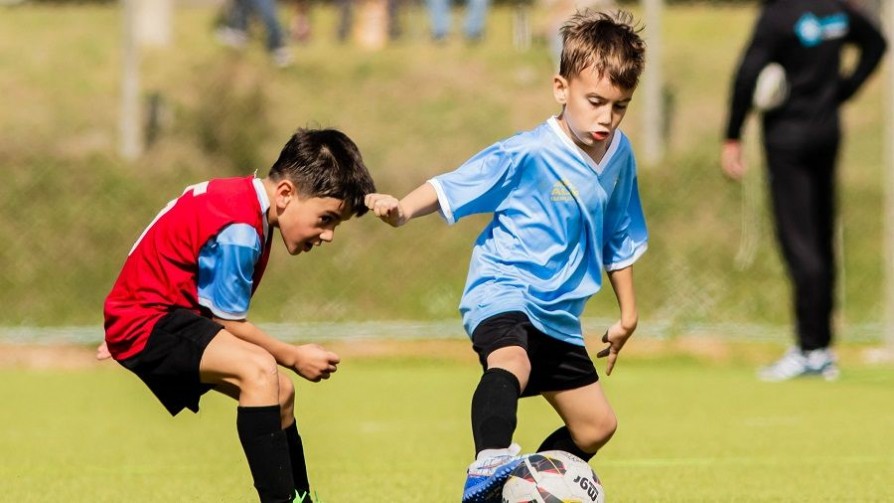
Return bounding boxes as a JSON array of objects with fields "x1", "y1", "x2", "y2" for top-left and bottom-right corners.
[
  {"x1": 547, "y1": 116, "x2": 622, "y2": 175},
  {"x1": 252, "y1": 176, "x2": 270, "y2": 240}
]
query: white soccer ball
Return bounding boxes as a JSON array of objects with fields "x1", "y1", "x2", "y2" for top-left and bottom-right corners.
[
  {"x1": 502, "y1": 450, "x2": 605, "y2": 503},
  {"x1": 752, "y1": 62, "x2": 789, "y2": 112}
]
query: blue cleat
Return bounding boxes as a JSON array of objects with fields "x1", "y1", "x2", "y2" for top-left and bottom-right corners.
[{"x1": 462, "y1": 443, "x2": 523, "y2": 503}]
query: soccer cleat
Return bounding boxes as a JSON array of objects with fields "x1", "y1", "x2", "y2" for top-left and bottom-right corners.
[
  {"x1": 758, "y1": 347, "x2": 839, "y2": 382},
  {"x1": 805, "y1": 347, "x2": 840, "y2": 381},
  {"x1": 462, "y1": 443, "x2": 523, "y2": 503}
]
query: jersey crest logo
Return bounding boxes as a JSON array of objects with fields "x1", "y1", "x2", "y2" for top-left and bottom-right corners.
[
  {"x1": 795, "y1": 12, "x2": 848, "y2": 48},
  {"x1": 551, "y1": 179, "x2": 579, "y2": 202}
]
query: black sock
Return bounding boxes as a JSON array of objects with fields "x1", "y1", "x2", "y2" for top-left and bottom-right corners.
[
  {"x1": 284, "y1": 420, "x2": 312, "y2": 500},
  {"x1": 537, "y1": 426, "x2": 595, "y2": 461},
  {"x1": 471, "y1": 368, "x2": 521, "y2": 455},
  {"x1": 237, "y1": 405, "x2": 295, "y2": 503}
]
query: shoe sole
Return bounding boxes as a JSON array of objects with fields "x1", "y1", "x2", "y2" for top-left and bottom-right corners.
[{"x1": 462, "y1": 459, "x2": 522, "y2": 503}]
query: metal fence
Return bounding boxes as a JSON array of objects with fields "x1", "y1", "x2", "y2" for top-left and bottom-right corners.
[{"x1": 0, "y1": 1, "x2": 889, "y2": 348}]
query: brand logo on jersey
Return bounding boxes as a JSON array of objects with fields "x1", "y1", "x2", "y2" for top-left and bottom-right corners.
[
  {"x1": 550, "y1": 179, "x2": 579, "y2": 202},
  {"x1": 795, "y1": 12, "x2": 848, "y2": 48}
]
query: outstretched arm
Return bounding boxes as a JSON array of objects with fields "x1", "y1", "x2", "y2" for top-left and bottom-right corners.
[
  {"x1": 365, "y1": 182, "x2": 441, "y2": 227},
  {"x1": 597, "y1": 265, "x2": 638, "y2": 376},
  {"x1": 214, "y1": 317, "x2": 340, "y2": 382}
]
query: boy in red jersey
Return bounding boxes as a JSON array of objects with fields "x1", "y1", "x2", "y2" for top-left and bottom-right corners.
[{"x1": 102, "y1": 128, "x2": 376, "y2": 502}]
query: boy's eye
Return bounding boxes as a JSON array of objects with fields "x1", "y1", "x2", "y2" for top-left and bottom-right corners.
[{"x1": 614, "y1": 103, "x2": 629, "y2": 110}]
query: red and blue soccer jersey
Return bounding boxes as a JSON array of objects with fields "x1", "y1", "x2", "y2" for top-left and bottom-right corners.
[{"x1": 104, "y1": 176, "x2": 272, "y2": 360}]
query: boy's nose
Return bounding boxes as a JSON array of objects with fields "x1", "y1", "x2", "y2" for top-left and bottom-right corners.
[{"x1": 320, "y1": 229, "x2": 334, "y2": 242}]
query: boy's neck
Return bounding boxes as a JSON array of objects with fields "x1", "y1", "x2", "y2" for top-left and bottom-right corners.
[
  {"x1": 556, "y1": 114, "x2": 611, "y2": 165},
  {"x1": 586, "y1": 139, "x2": 610, "y2": 165},
  {"x1": 261, "y1": 177, "x2": 278, "y2": 227}
]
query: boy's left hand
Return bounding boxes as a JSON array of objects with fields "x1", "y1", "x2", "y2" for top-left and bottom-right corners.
[
  {"x1": 291, "y1": 343, "x2": 341, "y2": 382},
  {"x1": 595, "y1": 320, "x2": 634, "y2": 376}
]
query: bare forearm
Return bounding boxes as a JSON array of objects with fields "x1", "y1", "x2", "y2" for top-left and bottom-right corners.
[
  {"x1": 399, "y1": 182, "x2": 441, "y2": 221},
  {"x1": 607, "y1": 266, "x2": 638, "y2": 331},
  {"x1": 366, "y1": 182, "x2": 441, "y2": 227},
  {"x1": 214, "y1": 318, "x2": 295, "y2": 367},
  {"x1": 214, "y1": 317, "x2": 340, "y2": 382}
]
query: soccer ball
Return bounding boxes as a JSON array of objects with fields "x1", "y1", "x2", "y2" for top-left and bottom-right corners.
[
  {"x1": 752, "y1": 62, "x2": 788, "y2": 112},
  {"x1": 502, "y1": 450, "x2": 605, "y2": 503}
]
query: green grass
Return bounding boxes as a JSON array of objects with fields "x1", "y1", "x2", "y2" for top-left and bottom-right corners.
[
  {"x1": 0, "y1": 3, "x2": 888, "y2": 333},
  {"x1": 1, "y1": 344, "x2": 892, "y2": 501}
]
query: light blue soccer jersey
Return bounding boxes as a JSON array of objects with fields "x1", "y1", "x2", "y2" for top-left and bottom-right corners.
[{"x1": 430, "y1": 117, "x2": 648, "y2": 346}]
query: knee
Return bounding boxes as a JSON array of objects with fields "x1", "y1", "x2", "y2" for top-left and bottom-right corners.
[
  {"x1": 487, "y1": 346, "x2": 531, "y2": 388},
  {"x1": 278, "y1": 373, "x2": 295, "y2": 411},
  {"x1": 236, "y1": 347, "x2": 280, "y2": 392},
  {"x1": 574, "y1": 412, "x2": 618, "y2": 454},
  {"x1": 278, "y1": 373, "x2": 295, "y2": 424}
]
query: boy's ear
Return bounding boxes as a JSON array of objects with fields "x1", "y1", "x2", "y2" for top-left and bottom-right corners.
[
  {"x1": 274, "y1": 179, "x2": 297, "y2": 207},
  {"x1": 553, "y1": 75, "x2": 569, "y2": 105}
]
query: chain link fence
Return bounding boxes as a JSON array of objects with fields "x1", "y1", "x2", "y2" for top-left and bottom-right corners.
[{"x1": 0, "y1": 1, "x2": 887, "y2": 345}]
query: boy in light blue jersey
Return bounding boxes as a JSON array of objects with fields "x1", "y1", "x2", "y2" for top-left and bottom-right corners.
[{"x1": 366, "y1": 10, "x2": 647, "y2": 503}]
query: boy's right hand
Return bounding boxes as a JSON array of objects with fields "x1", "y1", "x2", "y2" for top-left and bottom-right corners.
[
  {"x1": 292, "y1": 343, "x2": 341, "y2": 383},
  {"x1": 721, "y1": 140, "x2": 746, "y2": 181},
  {"x1": 595, "y1": 320, "x2": 635, "y2": 376},
  {"x1": 365, "y1": 193, "x2": 408, "y2": 227}
]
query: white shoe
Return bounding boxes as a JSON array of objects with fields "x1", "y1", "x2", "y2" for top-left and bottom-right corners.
[
  {"x1": 758, "y1": 347, "x2": 808, "y2": 382},
  {"x1": 805, "y1": 347, "x2": 840, "y2": 381},
  {"x1": 758, "y1": 347, "x2": 839, "y2": 382},
  {"x1": 272, "y1": 47, "x2": 293, "y2": 68},
  {"x1": 215, "y1": 27, "x2": 248, "y2": 49}
]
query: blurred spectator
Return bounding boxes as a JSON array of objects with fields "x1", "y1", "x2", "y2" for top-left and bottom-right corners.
[
  {"x1": 428, "y1": 0, "x2": 490, "y2": 42},
  {"x1": 216, "y1": 0, "x2": 294, "y2": 67},
  {"x1": 543, "y1": 0, "x2": 616, "y2": 67},
  {"x1": 336, "y1": 0, "x2": 403, "y2": 45},
  {"x1": 721, "y1": 0, "x2": 886, "y2": 381},
  {"x1": 290, "y1": 0, "x2": 313, "y2": 44}
]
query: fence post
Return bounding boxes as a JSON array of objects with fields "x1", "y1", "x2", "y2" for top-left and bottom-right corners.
[
  {"x1": 119, "y1": 0, "x2": 142, "y2": 161},
  {"x1": 641, "y1": 0, "x2": 665, "y2": 166}
]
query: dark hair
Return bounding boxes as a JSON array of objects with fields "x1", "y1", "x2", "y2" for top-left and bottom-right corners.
[
  {"x1": 559, "y1": 10, "x2": 646, "y2": 90},
  {"x1": 268, "y1": 128, "x2": 376, "y2": 217}
]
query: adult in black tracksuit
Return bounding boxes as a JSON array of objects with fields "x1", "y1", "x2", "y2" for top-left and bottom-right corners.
[{"x1": 722, "y1": 0, "x2": 886, "y2": 380}]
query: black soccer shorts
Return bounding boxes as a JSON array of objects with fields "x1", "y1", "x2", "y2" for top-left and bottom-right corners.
[
  {"x1": 119, "y1": 308, "x2": 223, "y2": 416},
  {"x1": 471, "y1": 311, "x2": 599, "y2": 397}
]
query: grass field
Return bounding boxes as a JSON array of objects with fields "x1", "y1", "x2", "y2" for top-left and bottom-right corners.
[
  {"x1": 1, "y1": 4, "x2": 891, "y2": 501},
  {"x1": 1, "y1": 340, "x2": 892, "y2": 501}
]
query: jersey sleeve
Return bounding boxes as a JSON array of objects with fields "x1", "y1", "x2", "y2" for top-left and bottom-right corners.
[
  {"x1": 197, "y1": 223, "x2": 262, "y2": 320},
  {"x1": 429, "y1": 142, "x2": 518, "y2": 224},
  {"x1": 603, "y1": 160, "x2": 648, "y2": 271}
]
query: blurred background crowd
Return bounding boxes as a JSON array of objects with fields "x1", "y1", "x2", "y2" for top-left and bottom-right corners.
[{"x1": 0, "y1": 0, "x2": 890, "y2": 353}]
